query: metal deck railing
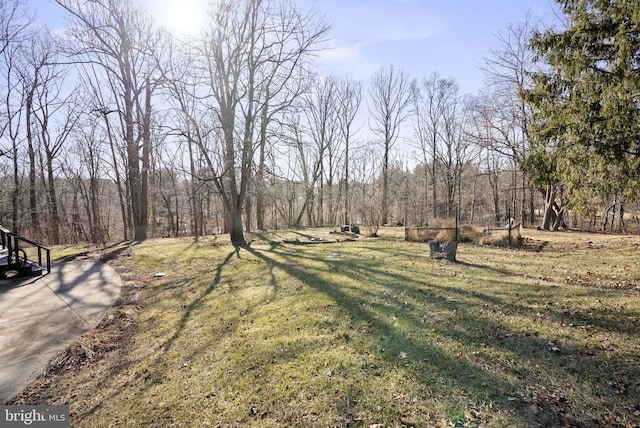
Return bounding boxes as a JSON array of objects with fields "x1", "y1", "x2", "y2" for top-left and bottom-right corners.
[{"x1": 0, "y1": 225, "x2": 50, "y2": 279}]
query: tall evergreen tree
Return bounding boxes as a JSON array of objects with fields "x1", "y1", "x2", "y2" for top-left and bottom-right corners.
[{"x1": 524, "y1": 0, "x2": 640, "y2": 228}]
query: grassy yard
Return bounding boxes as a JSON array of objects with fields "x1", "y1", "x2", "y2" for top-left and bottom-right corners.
[{"x1": 11, "y1": 228, "x2": 640, "y2": 427}]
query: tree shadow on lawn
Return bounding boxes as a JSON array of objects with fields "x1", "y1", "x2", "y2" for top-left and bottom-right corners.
[
  {"x1": 453, "y1": 259, "x2": 640, "y2": 339},
  {"x1": 159, "y1": 247, "x2": 240, "y2": 354},
  {"x1": 69, "y1": 247, "x2": 245, "y2": 421},
  {"x1": 242, "y1": 245, "x2": 521, "y2": 419},
  {"x1": 271, "y1": 240, "x2": 639, "y2": 339},
  {"x1": 244, "y1": 243, "x2": 639, "y2": 427},
  {"x1": 109, "y1": 236, "x2": 636, "y2": 426},
  {"x1": 68, "y1": 240, "x2": 638, "y2": 427}
]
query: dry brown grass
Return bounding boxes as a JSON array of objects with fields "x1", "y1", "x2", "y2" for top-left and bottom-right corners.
[
  {"x1": 459, "y1": 225, "x2": 483, "y2": 243},
  {"x1": 479, "y1": 229, "x2": 521, "y2": 247},
  {"x1": 434, "y1": 229, "x2": 457, "y2": 241}
]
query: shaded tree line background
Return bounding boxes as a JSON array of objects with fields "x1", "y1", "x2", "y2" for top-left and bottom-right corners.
[{"x1": 1, "y1": 0, "x2": 638, "y2": 246}]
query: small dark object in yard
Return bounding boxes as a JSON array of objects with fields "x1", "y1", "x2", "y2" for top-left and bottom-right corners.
[
  {"x1": 429, "y1": 240, "x2": 458, "y2": 262},
  {"x1": 340, "y1": 225, "x2": 360, "y2": 234}
]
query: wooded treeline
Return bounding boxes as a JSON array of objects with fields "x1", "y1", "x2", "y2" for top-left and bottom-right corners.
[{"x1": 1, "y1": 0, "x2": 638, "y2": 246}]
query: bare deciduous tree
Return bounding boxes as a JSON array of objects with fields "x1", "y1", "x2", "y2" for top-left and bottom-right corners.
[
  {"x1": 412, "y1": 73, "x2": 456, "y2": 219},
  {"x1": 21, "y1": 29, "x2": 79, "y2": 244},
  {"x1": 438, "y1": 87, "x2": 474, "y2": 217},
  {"x1": 0, "y1": 0, "x2": 33, "y2": 233},
  {"x1": 336, "y1": 77, "x2": 361, "y2": 226},
  {"x1": 56, "y1": 0, "x2": 162, "y2": 241},
  {"x1": 195, "y1": 0, "x2": 328, "y2": 244},
  {"x1": 479, "y1": 17, "x2": 537, "y2": 224},
  {"x1": 304, "y1": 75, "x2": 339, "y2": 226},
  {"x1": 369, "y1": 65, "x2": 413, "y2": 226}
]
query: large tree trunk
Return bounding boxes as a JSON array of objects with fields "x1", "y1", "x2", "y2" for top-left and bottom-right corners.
[
  {"x1": 382, "y1": 147, "x2": 389, "y2": 225},
  {"x1": 89, "y1": 173, "x2": 102, "y2": 244},
  {"x1": 126, "y1": 75, "x2": 150, "y2": 242},
  {"x1": 616, "y1": 202, "x2": 625, "y2": 232},
  {"x1": 528, "y1": 183, "x2": 536, "y2": 226},
  {"x1": 105, "y1": 114, "x2": 129, "y2": 242},
  {"x1": 541, "y1": 186, "x2": 556, "y2": 230},
  {"x1": 603, "y1": 199, "x2": 626, "y2": 233},
  {"x1": 125, "y1": 71, "x2": 143, "y2": 241},
  {"x1": 422, "y1": 167, "x2": 429, "y2": 225},
  {"x1": 551, "y1": 202, "x2": 566, "y2": 231},
  {"x1": 229, "y1": 199, "x2": 245, "y2": 245},
  {"x1": 256, "y1": 100, "x2": 268, "y2": 230},
  {"x1": 541, "y1": 185, "x2": 568, "y2": 231},
  {"x1": 245, "y1": 179, "x2": 252, "y2": 233},
  {"x1": 46, "y1": 155, "x2": 61, "y2": 245},
  {"x1": 520, "y1": 174, "x2": 527, "y2": 225},
  {"x1": 344, "y1": 140, "x2": 350, "y2": 226},
  {"x1": 11, "y1": 137, "x2": 19, "y2": 233},
  {"x1": 26, "y1": 90, "x2": 40, "y2": 240},
  {"x1": 431, "y1": 148, "x2": 438, "y2": 219},
  {"x1": 222, "y1": 104, "x2": 245, "y2": 245},
  {"x1": 294, "y1": 188, "x2": 314, "y2": 228}
]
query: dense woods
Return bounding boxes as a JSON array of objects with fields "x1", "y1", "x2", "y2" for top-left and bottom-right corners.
[{"x1": 1, "y1": 0, "x2": 639, "y2": 245}]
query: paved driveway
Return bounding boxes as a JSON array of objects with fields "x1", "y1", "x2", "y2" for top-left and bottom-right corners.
[{"x1": 0, "y1": 260, "x2": 122, "y2": 403}]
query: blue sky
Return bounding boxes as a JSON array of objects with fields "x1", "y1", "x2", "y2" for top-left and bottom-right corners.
[
  {"x1": 32, "y1": 0, "x2": 559, "y2": 94},
  {"x1": 308, "y1": 0, "x2": 558, "y2": 93}
]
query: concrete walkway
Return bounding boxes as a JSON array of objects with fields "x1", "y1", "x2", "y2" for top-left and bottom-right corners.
[{"x1": 0, "y1": 259, "x2": 122, "y2": 403}]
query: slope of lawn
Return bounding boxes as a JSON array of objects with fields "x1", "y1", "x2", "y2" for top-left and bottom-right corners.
[{"x1": 11, "y1": 228, "x2": 640, "y2": 427}]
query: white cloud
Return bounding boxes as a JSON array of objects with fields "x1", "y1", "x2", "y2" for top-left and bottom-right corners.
[
  {"x1": 370, "y1": 24, "x2": 448, "y2": 43},
  {"x1": 314, "y1": 40, "x2": 378, "y2": 79},
  {"x1": 307, "y1": 0, "x2": 449, "y2": 80},
  {"x1": 316, "y1": 42, "x2": 363, "y2": 63},
  {"x1": 326, "y1": 1, "x2": 449, "y2": 44}
]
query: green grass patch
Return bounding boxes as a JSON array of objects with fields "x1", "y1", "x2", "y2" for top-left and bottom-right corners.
[{"x1": 13, "y1": 228, "x2": 640, "y2": 427}]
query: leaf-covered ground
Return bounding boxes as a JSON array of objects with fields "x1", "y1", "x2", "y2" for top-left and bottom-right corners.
[{"x1": 9, "y1": 228, "x2": 640, "y2": 427}]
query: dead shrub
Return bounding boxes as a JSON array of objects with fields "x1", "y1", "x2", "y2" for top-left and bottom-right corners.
[
  {"x1": 459, "y1": 225, "x2": 483, "y2": 243},
  {"x1": 479, "y1": 229, "x2": 521, "y2": 247},
  {"x1": 435, "y1": 229, "x2": 456, "y2": 241},
  {"x1": 405, "y1": 228, "x2": 435, "y2": 241},
  {"x1": 406, "y1": 223, "x2": 523, "y2": 247}
]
